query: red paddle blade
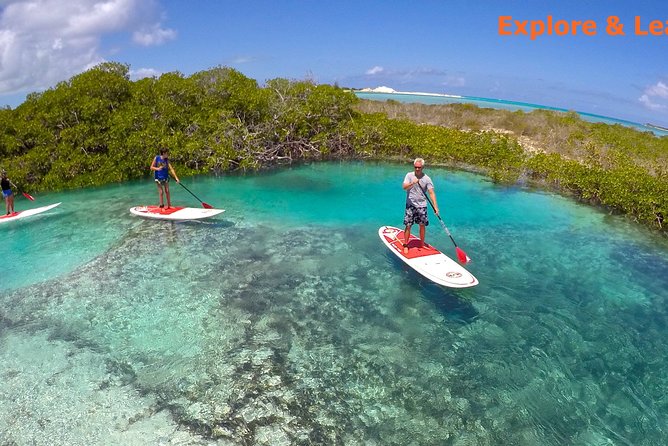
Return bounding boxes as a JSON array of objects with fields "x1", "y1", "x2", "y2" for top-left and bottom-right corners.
[
  {"x1": 22, "y1": 192, "x2": 35, "y2": 201},
  {"x1": 456, "y1": 247, "x2": 470, "y2": 264},
  {"x1": 202, "y1": 202, "x2": 214, "y2": 209}
]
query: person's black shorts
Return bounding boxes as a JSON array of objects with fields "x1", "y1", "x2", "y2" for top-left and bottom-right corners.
[{"x1": 403, "y1": 205, "x2": 429, "y2": 226}]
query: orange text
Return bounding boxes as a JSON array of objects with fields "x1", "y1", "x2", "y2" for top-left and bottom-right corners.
[
  {"x1": 499, "y1": 15, "x2": 598, "y2": 40},
  {"x1": 635, "y1": 16, "x2": 668, "y2": 35}
]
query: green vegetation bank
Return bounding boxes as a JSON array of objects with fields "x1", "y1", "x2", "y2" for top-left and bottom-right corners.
[{"x1": 0, "y1": 62, "x2": 665, "y2": 232}]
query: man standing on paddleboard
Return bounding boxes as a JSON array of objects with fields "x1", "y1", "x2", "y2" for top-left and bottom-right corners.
[
  {"x1": 150, "y1": 148, "x2": 180, "y2": 209},
  {"x1": 1, "y1": 170, "x2": 16, "y2": 215},
  {"x1": 402, "y1": 158, "x2": 440, "y2": 254}
]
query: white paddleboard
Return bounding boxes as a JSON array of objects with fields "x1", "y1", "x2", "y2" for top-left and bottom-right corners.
[
  {"x1": 130, "y1": 205, "x2": 224, "y2": 221},
  {"x1": 379, "y1": 225, "x2": 478, "y2": 288},
  {"x1": 0, "y1": 202, "x2": 61, "y2": 224}
]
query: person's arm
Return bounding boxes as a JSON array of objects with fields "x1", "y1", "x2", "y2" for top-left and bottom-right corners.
[{"x1": 150, "y1": 156, "x2": 160, "y2": 171}]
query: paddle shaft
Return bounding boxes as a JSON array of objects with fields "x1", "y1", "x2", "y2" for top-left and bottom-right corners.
[
  {"x1": 414, "y1": 182, "x2": 459, "y2": 247},
  {"x1": 413, "y1": 180, "x2": 470, "y2": 263},
  {"x1": 177, "y1": 182, "x2": 213, "y2": 209}
]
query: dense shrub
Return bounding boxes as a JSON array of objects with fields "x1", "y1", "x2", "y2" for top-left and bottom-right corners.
[{"x1": 0, "y1": 63, "x2": 665, "y2": 231}]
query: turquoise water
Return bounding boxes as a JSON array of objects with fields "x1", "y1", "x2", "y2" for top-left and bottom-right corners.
[
  {"x1": 355, "y1": 91, "x2": 668, "y2": 137},
  {"x1": 1, "y1": 162, "x2": 668, "y2": 445}
]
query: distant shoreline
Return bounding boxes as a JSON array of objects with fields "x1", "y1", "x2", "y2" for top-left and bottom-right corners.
[
  {"x1": 353, "y1": 87, "x2": 668, "y2": 136},
  {"x1": 356, "y1": 87, "x2": 463, "y2": 99},
  {"x1": 646, "y1": 123, "x2": 668, "y2": 132}
]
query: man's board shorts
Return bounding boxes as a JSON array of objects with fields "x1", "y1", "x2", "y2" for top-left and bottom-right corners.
[
  {"x1": 404, "y1": 205, "x2": 429, "y2": 226},
  {"x1": 155, "y1": 178, "x2": 169, "y2": 184},
  {"x1": 2, "y1": 189, "x2": 12, "y2": 198}
]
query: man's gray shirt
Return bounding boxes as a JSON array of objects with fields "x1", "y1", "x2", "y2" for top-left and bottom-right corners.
[{"x1": 404, "y1": 172, "x2": 434, "y2": 208}]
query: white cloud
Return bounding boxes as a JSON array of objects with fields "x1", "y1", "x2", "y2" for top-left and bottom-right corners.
[
  {"x1": 0, "y1": 0, "x2": 175, "y2": 96},
  {"x1": 129, "y1": 67, "x2": 160, "y2": 80},
  {"x1": 646, "y1": 81, "x2": 668, "y2": 99},
  {"x1": 639, "y1": 81, "x2": 668, "y2": 112},
  {"x1": 365, "y1": 66, "x2": 384, "y2": 75},
  {"x1": 639, "y1": 94, "x2": 666, "y2": 111},
  {"x1": 133, "y1": 24, "x2": 176, "y2": 46},
  {"x1": 365, "y1": 66, "x2": 453, "y2": 82},
  {"x1": 231, "y1": 55, "x2": 256, "y2": 64},
  {"x1": 442, "y1": 75, "x2": 466, "y2": 87}
]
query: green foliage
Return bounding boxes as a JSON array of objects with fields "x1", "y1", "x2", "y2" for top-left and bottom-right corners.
[
  {"x1": 526, "y1": 150, "x2": 667, "y2": 228},
  {"x1": 0, "y1": 63, "x2": 365, "y2": 185},
  {"x1": 0, "y1": 62, "x2": 665, "y2": 232},
  {"x1": 349, "y1": 113, "x2": 525, "y2": 183}
]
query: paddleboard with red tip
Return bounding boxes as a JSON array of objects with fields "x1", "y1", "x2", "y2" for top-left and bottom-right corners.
[
  {"x1": 130, "y1": 205, "x2": 224, "y2": 221},
  {"x1": 0, "y1": 202, "x2": 61, "y2": 224},
  {"x1": 378, "y1": 225, "x2": 478, "y2": 288}
]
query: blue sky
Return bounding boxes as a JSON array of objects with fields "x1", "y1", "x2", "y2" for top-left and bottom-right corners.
[{"x1": 1, "y1": 0, "x2": 667, "y2": 125}]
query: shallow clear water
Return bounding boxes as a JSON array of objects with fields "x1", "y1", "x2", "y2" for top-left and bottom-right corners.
[{"x1": 1, "y1": 161, "x2": 667, "y2": 445}]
